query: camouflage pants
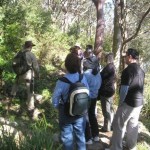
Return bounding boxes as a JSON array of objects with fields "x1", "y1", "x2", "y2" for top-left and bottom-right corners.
[{"x1": 11, "y1": 70, "x2": 35, "y2": 111}]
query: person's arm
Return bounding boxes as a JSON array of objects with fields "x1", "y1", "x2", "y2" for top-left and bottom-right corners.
[
  {"x1": 52, "y1": 81, "x2": 63, "y2": 109},
  {"x1": 119, "y1": 85, "x2": 129, "y2": 104}
]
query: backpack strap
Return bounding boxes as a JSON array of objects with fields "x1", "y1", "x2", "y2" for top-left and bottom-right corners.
[
  {"x1": 59, "y1": 77, "x2": 72, "y2": 103},
  {"x1": 59, "y1": 74, "x2": 84, "y2": 83},
  {"x1": 78, "y1": 74, "x2": 83, "y2": 82},
  {"x1": 86, "y1": 57, "x2": 93, "y2": 62},
  {"x1": 59, "y1": 74, "x2": 83, "y2": 104},
  {"x1": 59, "y1": 77, "x2": 72, "y2": 84}
]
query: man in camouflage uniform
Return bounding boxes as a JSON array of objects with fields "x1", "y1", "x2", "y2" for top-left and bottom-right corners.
[{"x1": 11, "y1": 41, "x2": 39, "y2": 116}]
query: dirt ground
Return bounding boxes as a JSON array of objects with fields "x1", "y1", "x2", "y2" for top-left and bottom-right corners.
[
  {"x1": 86, "y1": 106, "x2": 150, "y2": 150},
  {"x1": 1, "y1": 97, "x2": 150, "y2": 150},
  {"x1": 86, "y1": 107, "x2": 112, "y2": 150}
]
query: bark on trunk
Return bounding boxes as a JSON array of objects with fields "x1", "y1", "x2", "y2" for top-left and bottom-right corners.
[{"x1": 92, "y1": 0, "x2": 105, "y2": 58}]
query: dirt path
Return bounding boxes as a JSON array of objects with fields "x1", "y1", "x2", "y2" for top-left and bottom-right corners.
[
  {"x1": 86, "y1": 107, "x2": 112, "y2": 150},
  {"x1": 87, "y1": 106, "x2": 150, "y2": 150}
]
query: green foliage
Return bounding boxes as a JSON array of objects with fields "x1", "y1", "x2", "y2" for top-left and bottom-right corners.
[
  {"x1": 0, "y1": 116, "x2": 62, "y2": 150},
  {"x1": 2, "y1": 4, "x2": 26, "y2": 51},
  {"x1": 67, "y1": 22, "x2": 95, "y2": 49},
  {"x1": 19, "y1": 130, "x2": 62, "y2": 150},
  {"x1": 68, "y1": 23, "x2": 80, "y2": 39},
  {"x1": 103, "y1": 33, "x2": 113, "y2": 52},
  {"x1": 0, "y1": 133, "x2": 18, "y2": 150},
  {"x1": 141, "y1": 73, "x2": 150, "y2": 119},
  {"x1": 137, "y1": 144, "x2": 150, "y2": 150},
  {"x1": 42, "y1": 89, "x2": 51, "y2": 100},
  {"x1": 0, "y1": 1, "x2": 150, "y2": 149}
]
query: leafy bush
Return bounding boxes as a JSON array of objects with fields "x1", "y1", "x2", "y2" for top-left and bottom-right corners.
[
  {"x1": 141, "y1": 73, "x2": 150, "y2": 118},
  {"x1": 0, "y1": 115, "x2": 61, "y2": 150}
]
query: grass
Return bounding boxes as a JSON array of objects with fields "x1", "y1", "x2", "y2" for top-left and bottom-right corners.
[{"x1": 0, "y1": 112, "x2": 62, "y2": 150}]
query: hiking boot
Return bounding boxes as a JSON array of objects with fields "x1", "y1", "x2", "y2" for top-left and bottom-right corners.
[{"x1": 86, "y1": 139, "x2": 93, "y2": 145}]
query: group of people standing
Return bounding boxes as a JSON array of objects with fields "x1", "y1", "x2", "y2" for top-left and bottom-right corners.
[
  {"x1": 10, "y1": 41, "x2": 145, "y2": 150},
  {"x1": 52, "y1": 45, "x2": 145, "y2": 150}
]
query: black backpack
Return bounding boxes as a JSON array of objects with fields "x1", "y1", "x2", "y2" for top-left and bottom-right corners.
[
  {"x1": 12, "y1": 50, "x2": 31, "y2": 75},
  {"x1": 59, "y1": 74, "x2": 90, "y2": 116}
]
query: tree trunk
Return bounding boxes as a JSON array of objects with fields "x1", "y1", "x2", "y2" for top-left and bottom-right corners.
[
  {"x1": 112, "y1": 0, "x2": 122, "y2": 72},
  {"x1": 113, "y1": 0, "x2": 150, "y2": 72},
  {"x1": 92, "y1": 0, "x2": 105, "y2": 58},
  {"x1": 112, "y1": 0, "x2": 122, "y2": 57}
]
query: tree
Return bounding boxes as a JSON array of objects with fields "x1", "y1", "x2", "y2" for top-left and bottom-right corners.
[
  {"x1": 92, "y1": 0, "x2": 105, "y2": 58},
  {"x1": 112, "y1": 0, "x2": 150, "y2": 71}
]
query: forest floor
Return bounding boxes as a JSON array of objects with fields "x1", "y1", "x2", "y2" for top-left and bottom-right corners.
[
  {"x1": 52, "y1": 105, "x2": 150, "y2": 150},
  {"x1": 87, "y1": 106, "x2": 150, "y2": 150},
  {"x1": 86, "y1": 107, "x2": 112, "y2": 150},
  {"x1": 0, "y1": 96, "x2": 150, "y2": 150}
]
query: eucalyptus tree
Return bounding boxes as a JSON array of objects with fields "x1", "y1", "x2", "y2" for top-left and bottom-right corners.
[
  {"x1": 112, "y1": 0, "x2": 150, "y2": 71},
  {"x1": 43, "y1": 0, "x2": 97, "y2": 47},
  {"x1": 92, "y1": 0, "x2": 105, "y2": 57}
]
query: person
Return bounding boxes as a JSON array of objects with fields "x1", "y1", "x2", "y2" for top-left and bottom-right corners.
[
  {"x1": 83, "y1": 45, "x2": 102, "y2": 144},
  {"x1": 70, "y1": 45, "x2": 84, "y2": 73},
  {"x1": 11, "y1": 40, "x2": 39, "y2": 116},
  {"x1": 98, "y1": 53, "x2": 116, "y2": 132},
  {"x1": 83, "y1": 45, "x2": 100, "y2": 73},
  {"x1": 109, "y1": 48, "x2": 145, "y2": 150},
  {"x1": 52, "y1": 53, "x2": 89, "y2": 150},
  {"x1": 70, "y1": 45, "x2": 83, "y2": 58}
]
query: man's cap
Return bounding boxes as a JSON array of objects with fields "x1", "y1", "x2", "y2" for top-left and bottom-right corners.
[
  {"x1": 74, "y1": 43, "x2": 81, "y2": 49},
  {"x1": 24, "y1": 41, "x2": 35, "y2": 48},
  {"x1": 122, "y1": 48, "x2": 139, "y2": 59}
]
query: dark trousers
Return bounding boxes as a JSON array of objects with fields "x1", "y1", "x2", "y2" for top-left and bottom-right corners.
[
  {"x1": 85, "y1": 98, "x2": 99, "y2": 140},
  {"x1": 100, "y1": 95, "x2": 114, "y2": 131}
]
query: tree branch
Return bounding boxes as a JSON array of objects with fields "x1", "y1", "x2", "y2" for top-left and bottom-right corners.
[{"x1": 123, "y1": 6, "x2": 150, "y2": 45}]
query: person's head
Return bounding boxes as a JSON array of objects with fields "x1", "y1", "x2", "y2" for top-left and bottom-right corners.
[
  {"x1": 70, "y1": 46, "x2": 83, "y2": 59},
  {"x1": 125, "y1": 48, "x2": 139, "y2": 65},
  {"x1": 24, "y1": 41, "x2": 35, "y2": 49},
  {"x1": 65, "y1": 53, "x2": 81, "y2": 73},
  {"x1": 84, "y1": 45, "x2": 93, "y2": 58},
  {"x1": 105, "y1": 53, "x2": 114, "y2": 64},
  {"x1": 86, "y1": 45, "x2": 93, "y2": 52}
]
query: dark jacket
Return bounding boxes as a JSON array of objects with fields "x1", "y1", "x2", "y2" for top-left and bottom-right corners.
[
  {"x1": 98, "y1": 63, "x2": 116, "y2": 97},
  {"x1": 23, "y1": 48, "x2": 39, "y2": 77}
]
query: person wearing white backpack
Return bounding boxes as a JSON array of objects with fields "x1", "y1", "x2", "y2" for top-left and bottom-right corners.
[{"x1": 52, "y1": 53, "x2": 89, "y2": 150}]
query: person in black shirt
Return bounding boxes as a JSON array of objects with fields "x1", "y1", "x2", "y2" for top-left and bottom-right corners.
[
  {"x1": 98, "y1": 53, "x2": 116, "y2": 132},
  {"x1": 110, "y1": 48, "x2": 145, "y2": 150}
]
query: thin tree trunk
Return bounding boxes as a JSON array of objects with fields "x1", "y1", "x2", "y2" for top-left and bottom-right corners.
[{"x1": 92, "y1": 0, "x2": 105, "y2": 58}]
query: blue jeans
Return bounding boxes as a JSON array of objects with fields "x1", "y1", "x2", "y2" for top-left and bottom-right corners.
[{"x1": 60, "y1": 117, "x2": 86, "y2": 150}]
